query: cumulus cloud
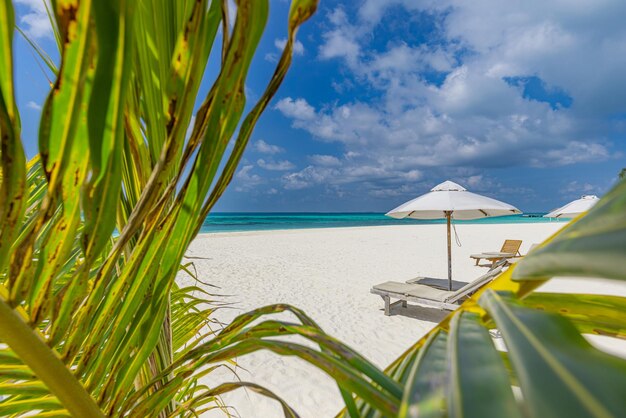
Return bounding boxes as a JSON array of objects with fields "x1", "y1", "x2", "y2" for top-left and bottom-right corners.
[
  {"x1": 276, "y1": 1, "x2": 623, "y2": 202},
  {"x1": 15, "y1": 0, "x2": 53, "y2": 40},
  {"x1": 280, "y1": 160, "x2": 425, "y2": 199},
  {"x1": 266, "y1": 38, "x2": 305, "y2": 62},
  {"x1": 257, "y1": 158, "x2": 295, "y2": 171},
  {"x1": 274, "y1": 97, "x2": 316, "y2": 120},
  {"x1": 234, "y1": 165, "x2": 263, "y2": 191},
  {"x1": 318, "y1": 8, "x2": 362, "y2": 67},
  {"x1": 254, "y1": 139, "x2": 284, "y2": 154},
  {"x1": 26, "y1": 101, "x2": 42, "y2": 111},
  {"x1": 282, "y1": 166, "x2": 340, "y2": 190},
  {"x1": 264, "y1": 53, "x2": 278, "y2": 63},
  {"x1": 561, "y1": 180, "x2": 598, "y2": 199},
  {"x1": 277, "y1": 94, "x2": 609, "y2": 169},
  {"x1": 537, "y1": 141, "x2": 611, "y2": 167},
  {"x1": 309, "y1": 154, "x2": 341, "y2": 166},
  {"x1": 275, "y1": 38, "x2": 305, "y2": 55}
]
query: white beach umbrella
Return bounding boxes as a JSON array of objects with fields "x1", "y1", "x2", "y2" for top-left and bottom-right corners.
[
  {"x1": 386, "y1": 180, "x2": 521, "y2": 290},
  {"x1": 544, "y1": 195, "x2": 599, "y2": 218}
]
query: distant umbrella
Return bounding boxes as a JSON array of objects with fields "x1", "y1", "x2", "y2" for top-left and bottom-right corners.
[
  {"x1": 386, "y1": 180, "x2": 522, "y2": 290},
  {"x1": 544, "y1": 195, "x2": 599, "y2": 219}
]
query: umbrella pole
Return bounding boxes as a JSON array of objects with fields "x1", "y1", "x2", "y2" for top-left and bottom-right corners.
[{"x1": 446, "y1": 211, "x2": 452, "y2": 290}]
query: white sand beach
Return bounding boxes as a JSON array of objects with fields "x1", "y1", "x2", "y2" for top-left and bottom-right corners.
[{"x1": 177, "y1": 222, "x2": 626, "y2": 417}]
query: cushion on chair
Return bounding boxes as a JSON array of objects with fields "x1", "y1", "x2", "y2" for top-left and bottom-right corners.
[
  {"x1": 404, "y1": 285, "x2": 452, "y2": 302},
  {"x1": 372, "y1": 281, "x2": 418, "y2": 294}
]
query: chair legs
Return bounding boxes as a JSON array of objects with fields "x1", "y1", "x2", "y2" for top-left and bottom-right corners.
[
  {"x1": 381, "y1": 295, "x2": 407, "y2": 316},
  {"x1": 382, "y1": 295, "x2": 390, "y2": 315}
]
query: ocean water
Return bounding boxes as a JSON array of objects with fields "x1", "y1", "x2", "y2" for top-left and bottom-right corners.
[{"x1": 199, "y1": 212, "x2": 563, "y2": 233}]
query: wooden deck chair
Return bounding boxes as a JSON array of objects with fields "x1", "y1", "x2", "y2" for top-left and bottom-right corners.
[
  {"x1": 504, "y1": 243, "x2": 540, "y2": 264},
  {"x1": 470, "y1": 239, "x2": 522, "y2": 267}
]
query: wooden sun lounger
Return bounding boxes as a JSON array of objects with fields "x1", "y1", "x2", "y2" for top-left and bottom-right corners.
[
  {"x1": 371, "y1": 265, "x2": 504, "y2": 315},
  {"x1": 470, "y1": 239, "x2": 522, "y2": 267},
  {"x1": 500, "y1": 243, "x2": 540, "y2": 264}
]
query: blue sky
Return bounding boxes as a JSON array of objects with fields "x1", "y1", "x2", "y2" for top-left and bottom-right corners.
[{"x1": 12, "y1": 0, "x2": 626, "y2": 212}]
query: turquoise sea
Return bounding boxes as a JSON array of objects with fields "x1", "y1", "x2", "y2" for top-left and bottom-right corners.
[{"x1": 199, "y1": 212, "x2": 563, "y2": 233}]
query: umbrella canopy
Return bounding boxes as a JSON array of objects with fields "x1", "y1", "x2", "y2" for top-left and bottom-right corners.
[
  {"x1": 544, "y1": 195, "x2": 599, "y2": 218},
  {"x1": 386, "y1": 180, "x2": 521, "y2": 220},
  {"x1": 386, "y1": 180, "x2": 521, "y2": 290}
]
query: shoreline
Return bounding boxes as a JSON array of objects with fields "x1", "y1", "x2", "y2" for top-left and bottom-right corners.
[{"x1": 196, "y1": 218, "x2": 570, "y2": 237}]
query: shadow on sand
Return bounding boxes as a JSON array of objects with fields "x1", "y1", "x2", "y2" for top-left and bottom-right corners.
[{"x1": 383, "y1": 303, "x2": 450, "y2": 323}]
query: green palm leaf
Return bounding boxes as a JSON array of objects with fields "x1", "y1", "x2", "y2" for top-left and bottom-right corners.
[
  {"x1": 514, "y1": 178, "x2": 626, "y2": 281},
  {"x1": 446, "y1": 312, "x2": 521, "y2": 418},
  {"x1": 480, "y1": 289, "x2": 626, "y2": 418},
  {"x1": 399, "y1": 330, "x2": 448, "y2": 418}
]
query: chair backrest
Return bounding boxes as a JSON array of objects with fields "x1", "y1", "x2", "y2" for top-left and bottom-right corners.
[
  {"x1": 500, "y1": 239, "x2": 523, "y2": 255},
  {"x1": 446, "y1": 265, "x2": 504, "y2": 303}
]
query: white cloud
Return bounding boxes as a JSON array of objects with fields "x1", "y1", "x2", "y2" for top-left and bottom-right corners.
[
  {"x1": 358, "y1": 0, "x2": 422, "y2": 24},
  {"x1": 26, "y1": 100, "x2": 41, "y2": 111},
  {"x1": 562, "y1": 180, "x2": 596, "y2": 196},
  {"x1": 280, "y1": 94, "x2": 612, "y2": 169},
  {"x1": 466, "y1": 174, "x2": 485, "y2": 189},
  {"x1": 244, "y1": 85, "x2": 258, "y2": 102},
  {"x1": 254, "y1": 139, "x2": 284, "y2": 154},
  {"x1": 234, "y1": 165, "x2": 263, "y2": 191},
  {"x1": 537, "y1": 141, "x2": 611, "y2": 167},
  {"x1": 318, "y1": 9, "x2": 361, "y2": 67},
  {"x1": 274, "y1": 97, "x2": 316, "y2": 120},
  {"x1": 556, "y1": 179, "x2": 614, "y2": 205},
  {"x1": 280, "y1": 159, "x2": 424, "y2": 198},
  {"x1": 266, "y1": 38, "x2": 305, "y2": 62},
  {"x1": 257, "y1": 158, "x2": 295, "y2": 171},
  {"x1": 264, "y1": 53, "x2": 279, "y2": 63},
  {"x1": 282, "y1": 166, "x2": 340, "y2": 190},
  {"x1": 309, "y1": 154, "x2": 341, "y2": 166},
  {"x1": 403, "y1": 170, "x2": 422, "y2": 181},
  {"x1": 274, "y1": 38, "x2": 305, "y2": 55},
  {"x1": 364, "y1": 0, "x2": 626, "y2": 117},
  {"x1": 15, "y1": 0, "x2": 53, "y2": 40},
  {"x1": 276, "y1": 1, "x2": 623, "y2": 199}
]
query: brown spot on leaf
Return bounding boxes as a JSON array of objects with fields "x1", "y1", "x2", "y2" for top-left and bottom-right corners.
[
  {"x1": 49, "y1": 245, "x2": 60, "y2": 262},
  {"x1": 166, "y1": 98, "x2": 178, "y2": 133},
  {"x1": 58, "y1": 3, "x2": 79, "y2": 46}
]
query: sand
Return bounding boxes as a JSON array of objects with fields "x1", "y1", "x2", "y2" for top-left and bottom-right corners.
[{"x1": 176, "y1": 222, "x2": 626, "y2": 417}]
